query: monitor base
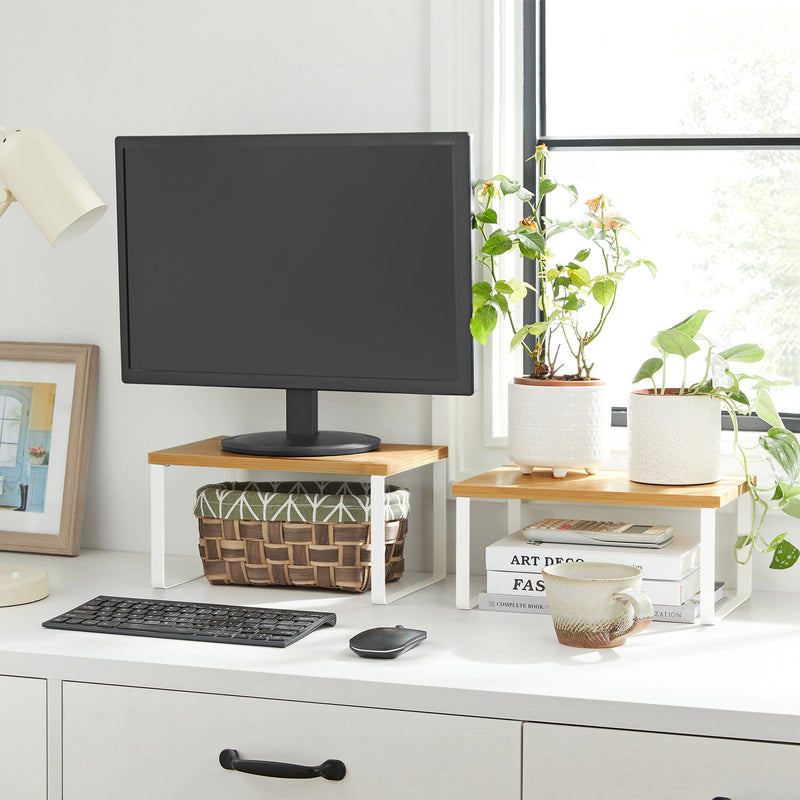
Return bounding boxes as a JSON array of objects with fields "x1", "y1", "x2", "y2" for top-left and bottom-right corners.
[{"x1": 220, "y1": 430, "x2": 381, "y2": 457}]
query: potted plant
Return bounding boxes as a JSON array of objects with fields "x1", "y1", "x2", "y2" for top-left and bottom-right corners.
[
  {"x1": 630, "y1": 309, "x2": 800, "y2": 570},
  {"x1": 471, "y1": 144, "x2": 656, "y2": 476},
  {"x1": 29, "y1": 445, "x2": 47, "y2": 465}
]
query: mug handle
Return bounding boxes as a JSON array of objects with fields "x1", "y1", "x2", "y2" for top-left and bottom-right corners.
[{"x1": 610, "y1": 588, "x2": 653, "y2": 642}]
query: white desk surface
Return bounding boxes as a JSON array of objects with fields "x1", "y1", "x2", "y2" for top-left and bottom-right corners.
[{"x1": 1, "y1": 549, "x2": 798, "y2": 744}]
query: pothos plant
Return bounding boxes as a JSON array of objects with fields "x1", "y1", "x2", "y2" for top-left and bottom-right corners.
[
  {"x1": 633, "y1": 309, "x2": 800, "y2": 569},
  {"x1": 470, "y1": 144, "x2": 656, "y2": 380}
]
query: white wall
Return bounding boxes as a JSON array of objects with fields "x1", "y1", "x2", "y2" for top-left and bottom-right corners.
[{"x1": 0, "y1": 0, "x2": 465, "y2": 559}]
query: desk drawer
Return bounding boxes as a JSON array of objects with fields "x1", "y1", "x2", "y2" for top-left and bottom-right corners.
[
  {"x1": 523, "y1": 722, "x2": 800, "y2": 799},
  {"x1": 63, "y1": 682, "x2": 521, "y2": 800},
  {"x1": 0, "y1": 675, "x2": 47, "y2": 800}
]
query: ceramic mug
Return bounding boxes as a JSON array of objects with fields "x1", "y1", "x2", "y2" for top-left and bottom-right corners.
[{"x1": 542, "y1": 562, "x2": 653, "y2": 649}]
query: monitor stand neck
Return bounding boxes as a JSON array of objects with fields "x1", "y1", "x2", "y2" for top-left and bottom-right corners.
[{"x1": 220, "y1": 389, "x2": 381, "y2": 457}]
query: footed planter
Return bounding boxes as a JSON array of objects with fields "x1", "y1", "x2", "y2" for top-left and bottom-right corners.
[
  {"x1": 508, "y1": 377, "x2": 611, "y2": 478},
  {"x1": 627, "y1": 389, "x2": 721, "y2": 485}
]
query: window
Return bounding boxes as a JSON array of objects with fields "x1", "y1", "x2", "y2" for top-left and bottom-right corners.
[{"x1": 523, "y1": 0, "x2": 800, "y2": 431}]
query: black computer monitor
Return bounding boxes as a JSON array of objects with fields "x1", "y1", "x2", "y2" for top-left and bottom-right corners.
[{"x1": 115, "y1": 132, "x2": 474, "y2": 456}]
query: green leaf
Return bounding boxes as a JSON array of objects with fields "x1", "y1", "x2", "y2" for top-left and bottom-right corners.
[
  {"x1": 518, "y1": 231, "x2": 546, "y2": 254},
  {"x1": 754, "y1": 389, "x2": 783, "y2": 429},
  {"x1": 563, "y1": 293, "x2": 580, "y2": 312},
  {"x1": 475, "y1": 208, "x2": 498, "y2": 225},
  {"x1": 573, "y1": 248, "x2": 591, "y2": 262},
  {"x1": 591, "y1": 277, "x2": 616, "y2": 307},
  {"x1": 539, "y1": 177, "x2": 557, "y2": 195},
  {"x1": 781, "y1": 496, "x2": 800, "y2": 519},
  {"x1": 563, "y1": 184, "x2": 578, "y2": 206},
  {"x1": 509, "y1": 326, "x2": 530, "y2": 352},
  {"x1": 500, "y1": 178, "x2": 521, "y2": 195},
  {"x1": 494, "y1": 280, "x2": 513, "y2": 295},
  {"x1": 480, "y1": 231, "x2": 513, "y2": 256},
  {"x1": 772, "y1": 482, "x2": 800, "y2": 501},
  {"x1": 527, "y1": 320, "x2": 550, "y2": 337},
  {"x1": 735, "y1": 535, "x2": 750, "y2": 550},
  {"x1": 553, "y1": 275, "x2": 571, "y2": 292},
  {"x1": 516, "y1": 187, "x2": 533, "y2": 203},
  {"x1": 759, "y1": 428, "x2": 800, "y2": 484},
  {"x1": 469, "y1": 304, "x2": 497, "y2": 345},
  {"x1": 653, "y1": 329, "x2": 701, "y2": 358},
  {"x1": 632, "y1": 357, "x2": 664, "y2": 384},
  {"x1": 471, "y1": 282, "x2": 491, "y2": 313},
  {"x1": 569, "y1": 267, "x2": 591, "y2": 287},
  {"x1": 769, "y1": 538, "x2": 800, "y2": 569},
  {"x1": 518, "y1": 242, "x2": 540, "y2": 260},
  {"x1": 668, "y1": 309, "x2": 711, "y2": 339},
  {"x1": 695, "y1": 379, "x2": 714, "y2": 394},
  {"x1": 507, "y1": 278, "x2": 534, "y2": 304},
  {"x1": 719, "y1": 343, "x2": 765, "y2": 364},
  {"x1": 494, "y1": 293, "x2": 509, "y2": 316},
  {"x1": 766, "y1": 532, "x2": 788, "y2": 552}
]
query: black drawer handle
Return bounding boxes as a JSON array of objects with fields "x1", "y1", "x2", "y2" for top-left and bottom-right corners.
[{"x1": 219, "y1": 748, "x2": 346, "y2": 781}]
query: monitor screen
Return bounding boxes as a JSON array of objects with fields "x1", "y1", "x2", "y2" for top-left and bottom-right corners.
[{"x1": 116, "y1": 132, "x2": 474, "y2": 455}]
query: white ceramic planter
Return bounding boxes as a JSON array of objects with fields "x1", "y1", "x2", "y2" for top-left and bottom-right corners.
[
  {"x1": 627, "y1": 390, "x2": 721, "y2": 485},
  {"x1": 508, "y1": 378, "x2": 611, "y2": 478}
]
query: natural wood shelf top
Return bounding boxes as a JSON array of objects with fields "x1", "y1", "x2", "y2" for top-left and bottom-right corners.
[
  {"x1": 148, "y1": 437, "x2": 447, "y2": 476},
  {"x1": 452, "y1": 466, "x2": 747, "y2": 508}
]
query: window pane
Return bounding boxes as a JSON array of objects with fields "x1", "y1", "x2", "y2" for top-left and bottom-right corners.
[
  {"x1": 1, "y1": 419, "x2": 20, "y2": 444},
  {"x1": 540, "y1": 148, "x2": 800, "y2": 411},
  {"x1": 544, "y1": 0, "x2": 800, "y2": 136},
  {"x1": 0, "y1": 443, "x2": 16, "y2": 467}
]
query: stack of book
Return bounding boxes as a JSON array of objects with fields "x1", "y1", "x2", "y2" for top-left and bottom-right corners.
[{"x1": 479, "y1": 520, "x2": 722, "y2": 623}]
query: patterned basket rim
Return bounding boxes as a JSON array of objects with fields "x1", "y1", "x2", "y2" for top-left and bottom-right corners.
[{"x1": 194, "y1": 480, "x2": 410, "y2": 524}]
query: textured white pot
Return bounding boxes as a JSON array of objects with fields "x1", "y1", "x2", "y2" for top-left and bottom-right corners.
[
  {"x1": 508, "y1": 378, "x2": 611, "y2": 478},
  {"x1": 627, "y1": 390, "x2": 721, "y2": 485}
]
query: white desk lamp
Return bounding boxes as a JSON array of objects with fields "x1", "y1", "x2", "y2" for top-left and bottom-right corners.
[{"x1": 0, "y1": 126, "x2": 106, "y2": 605}]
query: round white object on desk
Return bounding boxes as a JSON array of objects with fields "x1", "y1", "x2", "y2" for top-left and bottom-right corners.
[{"x1": 0, "y1": 564, "x2": 49, "y2": 606}]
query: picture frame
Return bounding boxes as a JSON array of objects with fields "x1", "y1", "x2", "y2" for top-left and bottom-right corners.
[{"x1": 0, "y1": 342, "x2": 99, "y2": 555}]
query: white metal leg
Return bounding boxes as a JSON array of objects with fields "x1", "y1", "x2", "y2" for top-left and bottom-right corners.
[
  {"x1": 699, "y1": 500, "x2": 752, "y2": 624},
  {"x1": 699, "y1": 508, "x2": 716, "y2": 624},
  {"x1": 456, "y1": 496, "x2": 474, "y2": 608},
  {"x1": 150, "y1": 464, "x2": 202, "y2": 589},
  {"x1": 370, "y1": 475, "x2": 387, "y2": 604},
  {"x1": 372, "y1": 460, "x2": 449, "y2": 604},
  {"x1": 507, "y1": 499, "x2": 522, "y2": 535}
]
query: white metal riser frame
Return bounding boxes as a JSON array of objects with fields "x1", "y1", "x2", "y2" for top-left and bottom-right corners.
[
  {"x1": 456, "y1": 496, "x2": 752, "y2": 624},
  {"x1": 150, "y1": 459, "x2": 448, "y2": 604}
]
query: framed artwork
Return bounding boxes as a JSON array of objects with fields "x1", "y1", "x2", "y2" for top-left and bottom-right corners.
[{"x1": 0, "y1": 342, "x2": 98, "y2": 555}]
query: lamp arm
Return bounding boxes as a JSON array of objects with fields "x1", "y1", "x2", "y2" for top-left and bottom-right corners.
[{"x1": 0, "y1": 188, "x2": 15, "y2": 221}]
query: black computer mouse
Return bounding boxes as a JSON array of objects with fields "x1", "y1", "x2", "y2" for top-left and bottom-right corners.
[{"x1": 349, "y1": 625, "x2": 427, "y2": 659}]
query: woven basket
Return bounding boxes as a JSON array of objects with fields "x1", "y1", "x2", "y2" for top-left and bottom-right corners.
[{"x1": 195, "y1": 481, "x2": 410, "y2": 592}]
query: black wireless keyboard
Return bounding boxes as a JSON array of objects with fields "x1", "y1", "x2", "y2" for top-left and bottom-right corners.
[{"x1": 42, "y1": 595, "x2": 336, "y2": 648}]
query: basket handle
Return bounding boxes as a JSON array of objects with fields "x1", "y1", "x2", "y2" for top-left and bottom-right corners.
[{"x1": 219, "y1": 749, "x2": 346, "y2": 781}]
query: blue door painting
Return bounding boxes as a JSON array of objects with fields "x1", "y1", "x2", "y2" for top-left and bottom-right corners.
[{"x1": 0, "y1": 383, "x2": 53, "y2": 513}]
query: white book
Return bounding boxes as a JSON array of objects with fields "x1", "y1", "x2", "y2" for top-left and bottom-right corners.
[
  {"x1": 485, "y1": 567, "x2": 701, "y2": 606},
  {"x1": 485, "y1": 530, "x2": 701, "y2": 581},
  {"x1": 478, "y1": 583, "x2": 725, "y2": 624}
]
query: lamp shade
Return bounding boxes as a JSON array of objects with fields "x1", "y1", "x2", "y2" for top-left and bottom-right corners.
[{"x1": 0, "y1": 127, "x2": 106, "y2": 246}]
